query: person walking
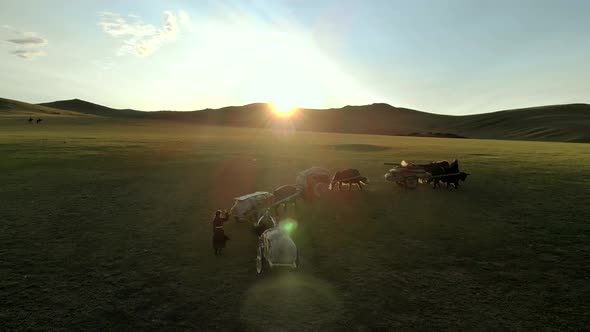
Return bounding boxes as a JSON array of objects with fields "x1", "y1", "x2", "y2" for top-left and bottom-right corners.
[{"x1": 212, "y1": 209, "x2": 230, "y2": 255}]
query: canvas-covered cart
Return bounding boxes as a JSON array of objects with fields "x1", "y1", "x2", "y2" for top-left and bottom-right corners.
[
  {"x1": 296, "y1": 167, "x2": 331, "y2": 200},
  {"x1": 384, "y1": 161, "x2": 432, "y2": 189},
  {"x1": 256, "y1": 226, "x2": 299, "y2": 274},
  {"x1": 253, "y1": 208, "x2": 278, "y2": 235},
  {"x1": 229, "y1": 191, "x2": 275, "y2": 222}
]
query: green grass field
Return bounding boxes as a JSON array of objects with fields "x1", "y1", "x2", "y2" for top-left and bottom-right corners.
[{"x1": 1, "y1": 116, "x2": 589, "y2": 330}]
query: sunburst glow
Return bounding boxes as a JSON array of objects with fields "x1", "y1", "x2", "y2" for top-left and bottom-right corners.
[{"x1": 269, "y1": 102, "x2": 298, "y2": 118}]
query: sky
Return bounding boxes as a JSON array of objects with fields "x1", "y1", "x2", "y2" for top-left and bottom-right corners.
[{"x1": 0, "y1": 0, "x2": 589, "y2": 115}]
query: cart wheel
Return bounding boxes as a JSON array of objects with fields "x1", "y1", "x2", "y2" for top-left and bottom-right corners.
[
  {"x1": 405, "y1": 176, "x2": 418, "y2": 189},
  {"x1": 256, "y1": 247, "x2": 263, "y2": 274}
]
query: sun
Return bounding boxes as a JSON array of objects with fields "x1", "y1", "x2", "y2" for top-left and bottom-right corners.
[{"x1": 268, "y1": 102, "x2": 298, "y2": 118}]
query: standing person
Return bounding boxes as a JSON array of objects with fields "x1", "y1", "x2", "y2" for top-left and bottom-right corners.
[{"x1": 212, "y1": 209, "x2": 230, "y2": 255}]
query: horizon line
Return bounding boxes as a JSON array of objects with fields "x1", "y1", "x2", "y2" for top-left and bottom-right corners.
[{"x1": 3, "y1": 95, "x2": 590, "y2": 117}]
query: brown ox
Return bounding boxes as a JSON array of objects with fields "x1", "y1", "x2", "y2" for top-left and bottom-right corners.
[{"x1": 331, "y1": 169, "x2": 369, "y2": 191}]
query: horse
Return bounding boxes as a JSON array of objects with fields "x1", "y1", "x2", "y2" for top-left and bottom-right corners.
[{"x1": 36, "y1": 118, "x2": 43, "y2": 124}]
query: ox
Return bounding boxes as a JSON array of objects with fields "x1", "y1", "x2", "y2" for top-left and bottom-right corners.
[
  {"x1": 331, "y1": 169, "x2": 369, "y2": 191},
  {"x1": 272, "y1": 185, "x2": 300, "y2": 215},
  {"x1": 431, "y1": 160, "x2": 463, "y2": 189}
]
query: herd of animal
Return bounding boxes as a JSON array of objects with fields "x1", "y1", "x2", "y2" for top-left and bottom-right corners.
[
  {"x1": 236, "y1": 160, "x2": 469, "y2": 227},
  {"x1": 228, "y1": 161, "x2": 470, "y2": 273},
  {"x1": 27, "y1": 117, "x2": 43, "y2": 124},
  {"x1": 275, "y1": 169, "x2": 369, "y2": 208},
  {"x1": 252, "y1": 161, "x2": 468, "y2": 220}
]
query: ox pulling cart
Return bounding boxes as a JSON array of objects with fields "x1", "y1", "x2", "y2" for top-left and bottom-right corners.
[
  {"x1": 384, "y1": 161, "x2": 431, "y2": 189},
  {"x1": 384, "y1": 160, "x2": 469, "y2": 189}
]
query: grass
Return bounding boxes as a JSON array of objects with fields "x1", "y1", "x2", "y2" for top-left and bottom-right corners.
[{"x1": 1, "y1": 116, "x2": 589, "y2": 330}]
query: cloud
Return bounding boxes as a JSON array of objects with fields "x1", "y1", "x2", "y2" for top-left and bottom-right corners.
[
  {"x1": 98, "y1": 10, "x2": 186, "y2": 57},
  {"x1": 98, "y1": 11, "x2": 156, "y2": 38},
  {"x1": 160, "y1": 10, "x2": 179, "y2": 40},
  {"x1": 12, "y1": 48, "x2": 46, "y2": 59},
  {"x1": 2, "y1": 28, "x2": 48, "y2": 59},
  {"x1": 8, "y1": 35, "x2": 48, "y2": 46},
  {"x1": 178, "y1": 10, "x2": 192, "y2": 30}
]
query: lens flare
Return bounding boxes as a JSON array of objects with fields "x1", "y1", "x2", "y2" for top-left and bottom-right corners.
[
  {"x1": 268, "y1": 102, "x2": 298, "y2": 118},
  {"x1": 279, "y1": 218, "x2": 298, "y2": 235},
  {"x1": 241, "y1": 274, "x2": 343, "y2": 331}
]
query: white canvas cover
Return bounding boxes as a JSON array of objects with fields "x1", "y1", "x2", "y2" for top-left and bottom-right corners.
[
  {"x1": 230, "y1": 191, "x2": 274, "y2": 218},
  {"x1": 390, "y1": 168, "x2": 428, "y2": 174},
  {"x1": 261, "y1": 228, "x2": 297, "y2": 265},
  {"x1": 295, "y1": 167, "x2": 331, "y2": 191}
]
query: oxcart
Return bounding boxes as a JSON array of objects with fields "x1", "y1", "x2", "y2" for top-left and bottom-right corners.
[
  {"x1": 256, "y1": 225, "x2": 299, "y2": 274},
  {"x1": 296, "y1": 167, "x2": 331, "y2": 200},
  {"x1": 271, "y1": 185, "x2": 301, "y2": 215},
  {"x1": 383, "y1": 161, "x2": 432, "y2": 189},
  {"x1": 229, "y1": 191, "x2": 275, "y2": 222},
  {"x1": 253, "y1": 208, "x2": 278, "y2": 235},
  {"x1": 384, "y1": 160, "x2": 469, "y2": 189}
]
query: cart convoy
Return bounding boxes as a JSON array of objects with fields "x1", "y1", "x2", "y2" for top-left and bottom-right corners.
[
  {"x1": 227, "y1": 161, "x2": 469, "y2": 274},
  {"x1": 384, "y1": 159, "x2": 470, "y2": 189}
]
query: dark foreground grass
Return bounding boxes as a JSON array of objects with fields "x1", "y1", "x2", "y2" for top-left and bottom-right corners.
[{"x1": 1, "y1": 118, "x2": 589, "y2": 330}]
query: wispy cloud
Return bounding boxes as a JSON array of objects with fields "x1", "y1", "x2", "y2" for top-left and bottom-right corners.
[
  {"x1": 98, "y1": 11, "x2": 156, "y2": 38},
  {"x1": 98, "y1": 10, "x2": 186, "y2": 57},
  {"x1": 12, "y1": 48, "x2": 46, "y2": 59},
  {"x1": 2, "y1": 27, "x2": 48, "y2": 59},
  {"x1": 8, "y1": 35, "x2": 48, "y2": 46}
]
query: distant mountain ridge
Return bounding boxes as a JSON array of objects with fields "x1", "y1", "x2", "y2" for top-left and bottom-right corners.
[
  {"x1": 2, "y1": 97, "x2": 588, "y2": 143},
  {"x1": 40, "y1": 99, "x2": 141, "y2": 118},
  {"x1": 0, "y1": 97, "x2": 86, "y2": 117}
]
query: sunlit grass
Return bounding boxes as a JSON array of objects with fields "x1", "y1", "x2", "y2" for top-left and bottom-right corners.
[{"x1": 1, "y1": 117, "x2": 589, "y2": 330}]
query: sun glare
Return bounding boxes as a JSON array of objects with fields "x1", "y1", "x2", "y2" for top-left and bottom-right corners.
[{"x1": 269, "y1": 102, "x2": 298, "y2": 118}]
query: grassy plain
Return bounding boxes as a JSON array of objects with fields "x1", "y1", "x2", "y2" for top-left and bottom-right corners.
[{"x1": 1, "y1": 116, "x2": 589, "y2": 330}]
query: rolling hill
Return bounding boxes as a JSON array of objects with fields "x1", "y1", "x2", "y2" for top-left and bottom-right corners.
[
  {"x1": 449, "y1": 104, "x2": 590, "y2": 143},
  {"x1": 39, "y1": 99, "x2": 142, "y2": 118},
  {"x1": 3, "y1": 97, "x2": 588, "y2": 143},
  {"x1": 0, "y1": 97, "x2": 87, "y2": 117}
]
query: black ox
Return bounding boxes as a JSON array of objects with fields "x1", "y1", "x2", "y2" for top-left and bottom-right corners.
[{"x1": 424, "y1": 160, "x2": 469, "y2": 189}]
